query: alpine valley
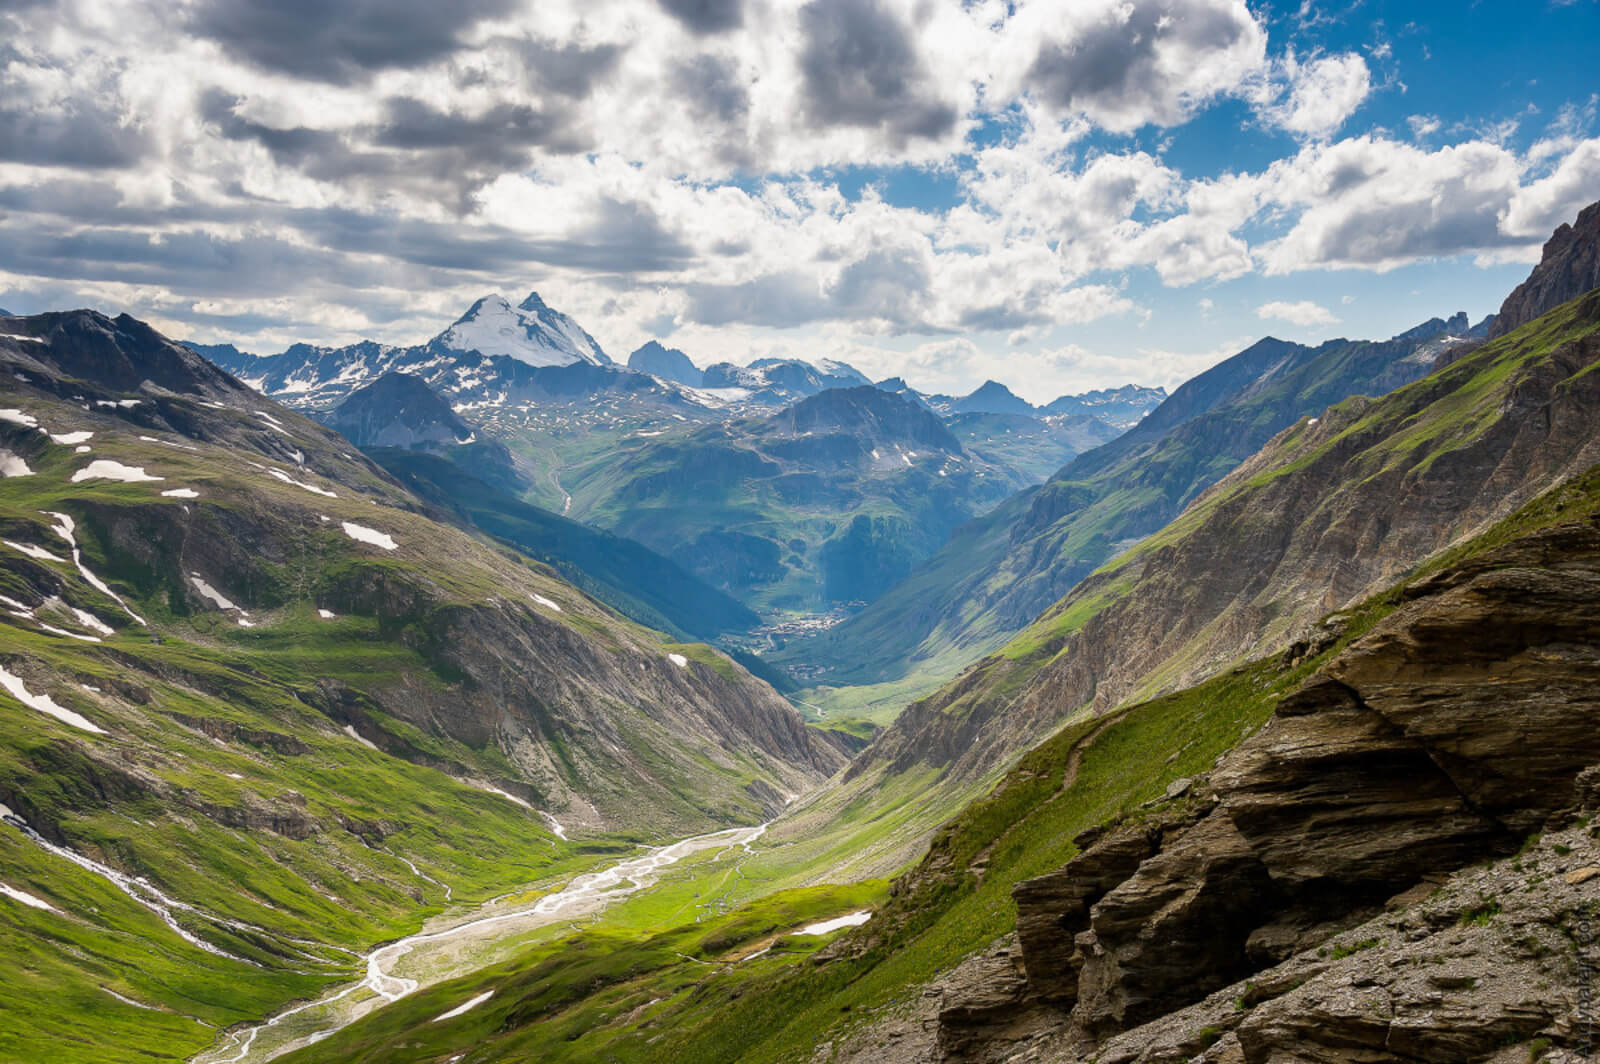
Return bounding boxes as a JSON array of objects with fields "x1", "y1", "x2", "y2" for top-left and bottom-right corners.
[{"x1": 5, "y1": 147, "x2": 1600, "y2": 1064}]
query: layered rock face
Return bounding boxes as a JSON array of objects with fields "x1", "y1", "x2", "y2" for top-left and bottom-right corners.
[
  {"x1": 1489, "y1": 200, "x2": 1600, "y2": 338},
  {"x1": 932, "y1": 513, "x2": 1600, "y2": 1063}
]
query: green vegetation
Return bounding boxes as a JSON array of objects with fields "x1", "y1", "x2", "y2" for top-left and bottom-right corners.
[
  {"x1": 0, "y1": 381, "x2": 838, "y2": 1061},
  {"x1": 555, "y1": 390, "x2": 1028, "y2": 616},
  {"x1": 306, "y1": 422, "x2": 1600, "y2": 1064},
  {"x1": 369, "y1": 448, "x2": 761, "y2": 640},
  {"x1": 779, "y1": 321, "x2": 1488, "y2": 700},
  {"x1": 1328, "y1": 938, "x2": 1383, "y2": 960}
]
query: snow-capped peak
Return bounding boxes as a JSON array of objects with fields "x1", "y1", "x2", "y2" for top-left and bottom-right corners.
[{"x1": 436, "y1": 292, "x2": 612, "y2": 368}]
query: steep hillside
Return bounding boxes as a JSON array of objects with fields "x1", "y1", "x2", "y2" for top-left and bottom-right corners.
[
  {"x1": 329, "y1": 372, "x2": 524, "y2": 493},
  {"x1": 857, "y1": 285, "x2": 1600, "y2": 797},
  {"x1": 369, "y1": 448, "x2": 760, "y2": 642},
  {"x1": 945, "y1": 411, "x2": 1124, "y2": 485},
  {"x1": 777, "y1": 316, "x2": 1478, "y2": 701},
  {"x1": 0, "y1": 310, "x2": 842, "y2": 1060},
  {"x1": 268, "y1": 457, "x2": 1600, "y2": 1064},
  {"x1": 561, "y1": 387, "x2": 1026, "y2": 613}
]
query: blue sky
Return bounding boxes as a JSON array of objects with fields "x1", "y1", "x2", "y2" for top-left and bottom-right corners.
[{"x1": 1, "y1": 0, "x2": 1596, "y2": 400}]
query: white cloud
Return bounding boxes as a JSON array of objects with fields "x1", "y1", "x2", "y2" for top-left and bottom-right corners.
[
  {"x1": 1256, "y1": 300, "x2": 1338, "y2": 326},
  {"x1": 1258, "y1": 52, "x2": 1372, "y2": 139},
  {"x1": 0, "y1": 0, "x2": 1594, "y2": 393}
]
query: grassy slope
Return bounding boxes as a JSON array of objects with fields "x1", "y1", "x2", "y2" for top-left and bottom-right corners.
[
  {"x1": 807, "y1": 293, "x2": 1600, "y2": 894},
  {"x1": 367, "y1": 447, "x2": 760, "y2": 640},
  {"x1": 0, "y1": 379, "x2": 824, "y2": 1061},
  {"x1": 556, "y1": 410, "x2": 1024, "y2": 617},
  {"x1": 284, "y1": 453, "x2": 1600, "y2": 1064}
]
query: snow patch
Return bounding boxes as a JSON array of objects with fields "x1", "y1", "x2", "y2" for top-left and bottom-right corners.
[
  {"x1": 531, "y1": 593, "x2": 562, "y2": 612},
  {"x1": 267, "y1": 468, "x2": 337, "y2": 497},
  {"x1": 317, "y1": 608, "x2": 336, "y2": 619},
  {"x1": 667, "y1": 653, "x2": 689, "y2": 668},
  {"x1": 189, "y1": 575, "x2": 241, "y2": 612},
  {"x1": 3, "y1": 540, "x2": 61, "y2": 562},
  {"x1": 0, "y1": 664, "x2": 105, "y2": 733},
  {"x1": 0, "y1": 450, "x2": 33, "y2": 477},
  {"x1": 102, "y1": 988, "x2": 157, "y2": 1010},
  {"x1": 791, "y1": 911, "x2": 872, "y2": 936},
  {"x1": 161, "y1": 488, "x2": 199, "y2": 499},
  {"x1": 140, "y1": 435, "x2": 199, "y2": 452},
  {"x1": 341, "y1": 522, "x2": 397, "y2": 550},
  {"x1": 72, "y1": 460, "x2": 163, "y2": 483},
  {"x1": 74, "y1": 445, "x2": 91, "y2": 453},
  {"x1": 468, "y1": 781, "x2": 533, "y2": 810},
  {"x1": 342, "y1": 724, "x2": 379, "y2": 751},
  {"x1": 0, "y1": 882, "x2": 56, "y2": 912},
  {"x1": 70, "y1": 607, "x2": 115, "y2": 636},
  {"x1": 50, "y1": 430, "x2": 93, "y2": 445},
  {"x1": 0, "y1": 333, "x2": 43, "y2": 344},
  {"x1": 44, "y1": 511, "x2": 147, "y2": 627},
  {"x1": 432, "y1": 991, "x2": 493, "y2": 1023},
  {"x1": 0, "y1": 408, "x2": 39, "y2": 428}
]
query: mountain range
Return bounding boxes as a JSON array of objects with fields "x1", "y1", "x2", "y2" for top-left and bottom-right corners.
[
  {"x1": 211, "y1": 196, "x2": 1600, "y2": 1064},
  {"x1": 4, "y1": 200, "x2": 1599, "y2": 1064},
  {"x1": 772, "y1": 310, "x2": 1493, "y2": 712}
]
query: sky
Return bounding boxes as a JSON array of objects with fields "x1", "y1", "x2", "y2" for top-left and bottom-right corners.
[{"x1": 1, "y1": 0, "x2": 1597, "y2": 402}]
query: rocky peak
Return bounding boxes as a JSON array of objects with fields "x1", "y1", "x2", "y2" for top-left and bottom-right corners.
[
  {"x1": 3, "y1": 309, "x2": 250, "y2": 401},
  {"x1": 1488, "y1": 198, "x2": 1600, "y2": 339},
  {"x1": 437, "y1": 291, "x2": 611, "y2": 368},
  {"x1": 628, "y1": 340, "x2": 703, "y2": 387},
  {"x1": 329, "y1": 371, "x2": 475, "y2": 449},
  {"x1": 770, "y1": 385, "x2": 961, "y2": 454},
  {"x1": 952, "y1": 380, "x2": 1035, "y2": 416}
]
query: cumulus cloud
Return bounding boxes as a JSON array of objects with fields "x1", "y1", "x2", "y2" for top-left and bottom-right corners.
[
  {"x1": 0, "y1": 0, "x2": 1597, "y2": 392},
  {"x1": 657, "y1": 0, "x2": 743, "y2": 35},
  {"x1": 1256, "y1": 300, "x2": 1338, "y2": 326},
  {"x1": 1259, "y1": 52, "x2": 1371, "y2": 139},
  {"x1": 1256, "y1": 136, "x2": 1533, "y2": 272},
  {"x1": 1008, "y1": 0, "x2": 1268, "y2": 132},
  {"x1": 795, "y1": 0, "x2": 958, "y2": 144},
  {"x1": 187, "y1": 0, "x2": 518, "y2": 84}
]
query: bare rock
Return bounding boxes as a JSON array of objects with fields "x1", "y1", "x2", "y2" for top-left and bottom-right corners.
[{"x1": 1488, "y1": 199, "x2": 1600, "y2": 339}]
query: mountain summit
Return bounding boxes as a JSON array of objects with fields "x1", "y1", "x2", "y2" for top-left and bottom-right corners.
[
  {"x1": 436, "y1": 292, "x2": 612, "y2": 367},
  {"x1": 1489, "y1": 200, "x2": 1600, "y2": 339},
  {"x1": 628, "y1": 340, "x2": 703, "y2": 386}
]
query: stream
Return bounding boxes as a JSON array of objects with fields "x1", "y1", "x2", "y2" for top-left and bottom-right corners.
[{"x1": 194, "y1": 822, "x2": 769, "y2": 1063}]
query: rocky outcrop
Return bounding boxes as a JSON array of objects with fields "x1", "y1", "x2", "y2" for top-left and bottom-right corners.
[
  {"x1": 932, "y1": 510, "x2": 1600, "y2": 1062},
  {"x1": 1489, "y1": 198, "x2": 1600, "y2": 339}
]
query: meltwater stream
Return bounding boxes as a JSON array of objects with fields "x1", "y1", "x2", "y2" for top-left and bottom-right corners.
[{"x1": 196, "y1": 822, "x2": 770, "y2": 1064}]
